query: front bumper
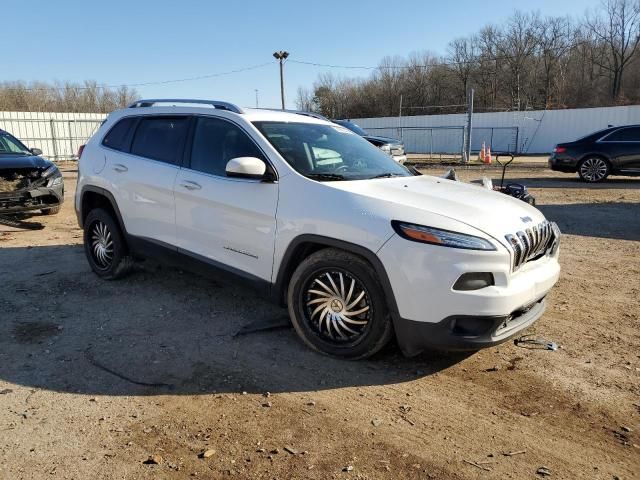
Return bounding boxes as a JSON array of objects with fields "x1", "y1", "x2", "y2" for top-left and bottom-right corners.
[
  {"x1": 394, "y1": 296, "x2": 547, "y2": 356},
  {"x1": 377, "y1": 234, "x2": 560, "y2": 356},
  {"x1": 0, "y1": 182, "x2": 64, "y2": 214},
  {"x1": 392, "y1": 154, "x2": 407, "y2": 164}
]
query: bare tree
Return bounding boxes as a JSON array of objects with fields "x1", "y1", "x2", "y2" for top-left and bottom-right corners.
[
  {"x1": 538, "y1": 16, "x2": 573, "y2": 107},
  {"x1": 586, "y1": 0, "x2": 640, "y2": 99},
  {"x1": 0, "y1": 81, "x2": 138, "y2": 112},
  {"x1": 295, "y1": 86, "x2": 316, "y2": 111},
  {"x1": 495, "y1": 11, "x2": 542, "y2": 110},
  {"x1": 448, "y1": 37, "x2": 479, "y2": 101},
  {"x1": 301, "y1": 2, "x2": 640, "y2": 118}
]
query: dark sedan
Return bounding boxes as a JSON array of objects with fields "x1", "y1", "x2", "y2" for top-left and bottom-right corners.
[
  {"x1": 549, "y1": 124, "x2": 640, "y2": 182},
  {"x1": 0, "y1": 129, "x2": 64, "y2": 215}
]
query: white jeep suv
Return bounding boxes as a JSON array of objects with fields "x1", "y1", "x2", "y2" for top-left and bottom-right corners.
[{"x1": 75, "y1": 99, "x2": 560, "y2": 359}]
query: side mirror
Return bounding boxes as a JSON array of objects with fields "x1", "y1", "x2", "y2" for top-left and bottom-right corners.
[
  {"x1": 225, "y1": 157, "x2": 267, "y2": 179},
  {"x1": 30, "y1": 147, "x2": 43, "y2": 156}
]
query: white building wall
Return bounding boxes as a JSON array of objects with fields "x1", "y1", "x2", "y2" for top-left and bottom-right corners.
[{"x1": 352, "y1": 105, "x2": 640, "y2": 154}]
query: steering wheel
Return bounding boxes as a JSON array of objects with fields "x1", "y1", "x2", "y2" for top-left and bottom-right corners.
[{"x1": 334, "y1": 165, "x2": 350, "y2": 173}]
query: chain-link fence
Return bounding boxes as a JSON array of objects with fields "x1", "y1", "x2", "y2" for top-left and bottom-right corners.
[
  {"x1": 471, "y1": 127, "x2": 519, "y2": 155},
  {"x1": 0, "y1": 114, "x2": 105, "y2": 161},
  {"x1": 364, "y1": 125, "x2": 518, "y2": 161}
]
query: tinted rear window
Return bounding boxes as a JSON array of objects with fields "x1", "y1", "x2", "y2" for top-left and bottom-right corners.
[
  {"x1": 102, "y1": 117, "x2": 137, "y2": 152},
  {"x1": 130, "y1": 117, "x2": 189, "y2": 164}
]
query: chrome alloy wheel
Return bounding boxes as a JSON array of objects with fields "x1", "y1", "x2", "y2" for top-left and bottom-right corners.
[
  {"x1": 304, "y1": 270, "x2": 372, "y2": 342},
  {"x1": 580, "y1": 158, "x2": 608, "y2": 182},
  {"x1": 90, "y1": 221, "x2": 114, "y2": 269}
]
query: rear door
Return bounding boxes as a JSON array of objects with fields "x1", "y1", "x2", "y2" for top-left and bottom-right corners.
[
  {"x1": 600, "y1": 126, "x2": 640, "y2": 172},
  {"x1": 102, "y1": 115, "x2": 189, "y2": 246},
  {"x1": 174, "y1": 115, "x2": 278, "y2": 282}
]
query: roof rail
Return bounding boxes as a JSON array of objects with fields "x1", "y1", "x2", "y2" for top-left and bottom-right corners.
[
  {"x1": 128, "y1": 99, "x2": 244, "y2": 114},
  {"x1": 254, "y1": 108, "x2": 330, "y2": 121}
]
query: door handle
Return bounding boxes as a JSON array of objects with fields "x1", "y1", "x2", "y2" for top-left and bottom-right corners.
[
  {"x1": 180, "y1": 180, "x2": 202, "y2": 191},
  {"x1": 113, "y1": 164, "x2": 128, "y2": 173}
]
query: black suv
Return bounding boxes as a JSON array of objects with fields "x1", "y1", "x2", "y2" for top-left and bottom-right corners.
[{"x1": 549, "y1": 125, "x2": 640, "y2": 182}]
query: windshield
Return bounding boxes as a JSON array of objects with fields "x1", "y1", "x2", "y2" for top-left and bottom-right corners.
[
  {"x1": 253, "y1": 121, "x2": 411, "y2": 181},
  {"x1": 0, "y1": 132, "x2": 31, "y2": 155},
  {"x1": 333, "y1": 120, "x2": 369, "y2": 136}
]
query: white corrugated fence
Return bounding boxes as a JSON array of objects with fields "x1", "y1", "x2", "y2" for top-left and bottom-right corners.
[
  {"x1": 353, "y1": 105, "x2": 640, "y2": 155},
  {"x1": 1, "y1": 105, "x2": 639, "y2": 160},
  {"x1": 0, "y1": 111, "x2": 107, "y2": 161}
]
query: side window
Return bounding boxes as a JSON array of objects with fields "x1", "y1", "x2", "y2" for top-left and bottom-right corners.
[
  {"x1": 190, "y1": 117, "x2": 264, "y2": 176},
  {"x1": 0, "y1": 134, "x2": 27, "y2": 153},
  {"x1": 130, "y1": 116, "x2": 189, "y2": 164},
  {"x1": 102, "y1": 117, "x2": 137, "y2": 152},
  {"x1": 604, "y1": 127, "x2": 640, "y2": 142}
]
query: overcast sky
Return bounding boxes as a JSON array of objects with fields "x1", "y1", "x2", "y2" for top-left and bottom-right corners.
[{"x1": 3, "y1": 0, "x2": 602, "y2": 109}]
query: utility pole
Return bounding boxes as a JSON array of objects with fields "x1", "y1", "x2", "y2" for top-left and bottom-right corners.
[
  {"x1": 255, "y1": 89, "x2": 259, "y2": 108},
  {"x1": 464, "y1": 88, "x2": 474, "y2": 164},
  {"x1": 273, "y1": 51, "x2": 289, "y2": 110}
]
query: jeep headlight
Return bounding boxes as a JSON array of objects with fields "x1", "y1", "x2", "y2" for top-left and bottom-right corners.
[
  {"x1": 380, "y1": 144, "x2": 391, "y2": 152},
  {"x1": 392, "y1": 221, "x2": 496, "y2": 251}
]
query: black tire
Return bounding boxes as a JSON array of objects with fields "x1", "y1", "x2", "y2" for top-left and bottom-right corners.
[
  {"x1": 41, "y1": 205, "x2": 61, "y2": 215},
  {"x1": 287, "y1": 248, "x2": 393, "y2": 359},
  {"x1": 578, "y1": 156, "x2": 610, "y2": 183},
  {"x1": 83, "y1": 208, "x2": 134, "y2": 280}
]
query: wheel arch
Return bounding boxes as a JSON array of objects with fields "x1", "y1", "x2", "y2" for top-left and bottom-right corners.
[
  {"x1": 78, "y1": 186, "x2": 127, "y2": 235},
  {"x1": 273, "y1": 234, "x2": 399, "y2": 316},
  {"x1": 578, "y1": 152, "x2": 611, "y2": 166}
]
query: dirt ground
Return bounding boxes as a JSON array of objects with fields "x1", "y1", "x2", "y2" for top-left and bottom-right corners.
[{"x1": 0, "y1": 165, "x2": 638, "y2": 480}]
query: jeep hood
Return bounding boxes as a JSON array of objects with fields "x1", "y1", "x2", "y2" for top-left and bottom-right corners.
[{"x1": 329, "y1": 175, "x2": 546, "y2": 243}]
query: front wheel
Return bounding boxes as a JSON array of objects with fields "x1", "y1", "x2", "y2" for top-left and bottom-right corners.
[
  {"x1": 578, "y1": 157, "x2": 610, "y2": 183},
  {"x1": 287, "y1": 248, "x2": 393, "y2": 359}
]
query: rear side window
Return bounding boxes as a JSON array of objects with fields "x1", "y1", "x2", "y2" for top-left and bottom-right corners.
[
  {"x1": 189, "y1": 117, "x2": 264, "y2": 176},
  {"x1": 102, "y1": 117, "x2": 137, "y2": 152},
  {"x1": 604, "y1": 127, "x2": 640, "y2": 142},
  {"x1": 131, "y1": 117, "x2": 189, "y2": 164}
]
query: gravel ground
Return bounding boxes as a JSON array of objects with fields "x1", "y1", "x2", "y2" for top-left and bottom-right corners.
[{"x1": 0, "y1": 166, "x2": 638, "y2": 480}]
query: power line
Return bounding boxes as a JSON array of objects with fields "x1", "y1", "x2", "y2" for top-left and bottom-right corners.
[
  {"x1": 288, "y1": 40, "x2": 591, "y2": 71},
  {"x1": 0, "y1": 62, "x2": 274, "y2": 92}
]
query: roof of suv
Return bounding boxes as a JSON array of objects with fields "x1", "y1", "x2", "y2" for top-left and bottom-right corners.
[{"x1": 114, "y1": 99, "x2": 329, "y2": 125}]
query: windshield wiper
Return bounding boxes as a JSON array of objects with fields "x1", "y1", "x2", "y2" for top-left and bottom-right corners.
[
  {"x1": 306, "y1": 173, "x2": 345, "y2": 181},
  {"x1": 370, "y1": 173, "x2": 402, "y2": 179}
]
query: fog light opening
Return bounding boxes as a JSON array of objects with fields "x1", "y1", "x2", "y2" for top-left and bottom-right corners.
[{"x1": 453, "y1": 272, "x2": 494, "y2": 291}]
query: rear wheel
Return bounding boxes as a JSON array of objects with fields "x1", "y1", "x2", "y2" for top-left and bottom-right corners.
[
  {"x1": 83, "y1": 208, "x2": 133, "y2": 280},
  {"x1": 287, "y1": 248, "x2": 393, "y2": 359},
  {"x1": 578, "y1": 157, "x2": 610, "y2": 183}
]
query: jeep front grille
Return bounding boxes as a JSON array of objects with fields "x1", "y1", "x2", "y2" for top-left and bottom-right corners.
[{"x1": 504, "y1": 221, "x2": 560, "y2": 271}]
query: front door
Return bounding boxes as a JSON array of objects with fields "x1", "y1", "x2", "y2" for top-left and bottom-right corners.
[
  {"x1": 174, "y1": 116, "x2": 278, "y2": 282},
  {"x1": 602, "y1": 126, "x2": 640, "y2": 172}
]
